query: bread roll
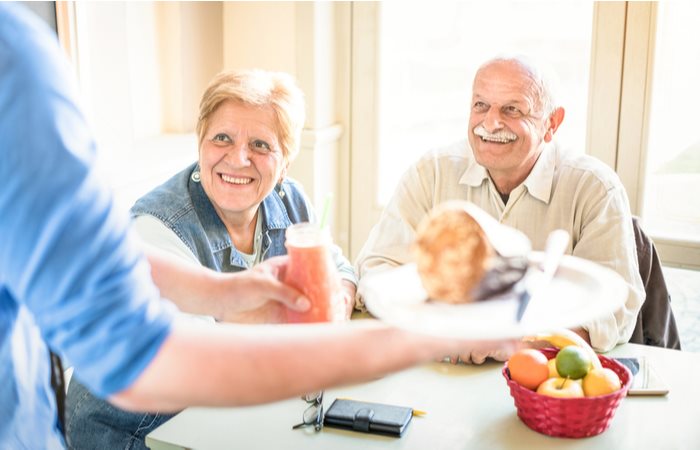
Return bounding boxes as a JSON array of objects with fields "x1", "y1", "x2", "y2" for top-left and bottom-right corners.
[{"x1": 412, "y1": 203, "x2": 494, "y2": 304}]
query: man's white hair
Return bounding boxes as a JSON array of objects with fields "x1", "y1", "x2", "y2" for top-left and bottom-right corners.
[{"x1": 477, "y1": 53, "x2": 562, "y2": 118}]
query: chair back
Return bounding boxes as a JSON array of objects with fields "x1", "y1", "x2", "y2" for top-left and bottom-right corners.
[{"x1": 629, "y1": 217, "x2": 681, "y2": 349}]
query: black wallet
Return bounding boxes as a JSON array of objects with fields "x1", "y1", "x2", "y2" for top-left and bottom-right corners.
[{"x1": 323, "y1": 399, "x2": 413, "y2": 437}]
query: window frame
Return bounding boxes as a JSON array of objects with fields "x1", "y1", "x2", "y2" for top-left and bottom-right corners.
[{"x1": 616, "y1": 2, "x2": 699, "y2": 269}]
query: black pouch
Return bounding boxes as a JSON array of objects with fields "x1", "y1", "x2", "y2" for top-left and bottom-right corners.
[{"x1": 323, "y1": 399, "x2": 413, "y2": 437}]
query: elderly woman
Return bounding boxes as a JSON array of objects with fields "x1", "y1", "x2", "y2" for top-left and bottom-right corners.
[{"x1": 66, "y1": 69, "x2": 357, "y2": 449}]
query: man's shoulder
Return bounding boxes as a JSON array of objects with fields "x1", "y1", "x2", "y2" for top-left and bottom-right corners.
[
  {"x1": 0, "y1": 4, "x2": 76, "y2": 96},
  {"x1": 558, "y1": 151, "x2": 622, "y2": 191},
  {"x1": 0, "y1": 5, "x2": 44, "y2": 67}
]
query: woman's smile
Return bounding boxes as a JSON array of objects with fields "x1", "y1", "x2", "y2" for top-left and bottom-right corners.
[{"x1": 219, "y1": 173, "x2": 254, "y2": 185}]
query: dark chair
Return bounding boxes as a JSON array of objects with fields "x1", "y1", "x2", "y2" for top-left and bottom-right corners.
[{"x1": 628, "y1": 217, "x2": 681, "y2": 349}]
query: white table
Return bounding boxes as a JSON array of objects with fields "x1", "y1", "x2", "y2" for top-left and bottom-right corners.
[{"x1": 146, "y1": 344, "x2": 700, "y2": 449}]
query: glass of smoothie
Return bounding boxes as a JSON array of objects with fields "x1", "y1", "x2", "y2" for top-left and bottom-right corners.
[{"x1": 284, "y1": 222, "x2": 342, "y2": 323}]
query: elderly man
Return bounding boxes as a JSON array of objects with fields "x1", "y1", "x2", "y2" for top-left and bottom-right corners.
[{"x1": 356, "y1": 55, "x2": 644, "y2": 355}]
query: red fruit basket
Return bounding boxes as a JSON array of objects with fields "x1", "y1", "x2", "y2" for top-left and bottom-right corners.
[{"x1": 502, "y1": 347, "x2": 632, "y2": 438}]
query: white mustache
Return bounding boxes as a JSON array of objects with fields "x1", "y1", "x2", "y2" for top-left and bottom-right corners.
[{"x1": 473, "y1": 124, "x2": 517, "y2": 143}]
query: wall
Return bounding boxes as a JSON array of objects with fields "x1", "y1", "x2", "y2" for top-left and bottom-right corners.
[
  {"x1": 158, "y1": 2, "x2": 223, "y2": 133},
  {"x1": 222, "y1": 2, "x2": 350, "y2": 253}
]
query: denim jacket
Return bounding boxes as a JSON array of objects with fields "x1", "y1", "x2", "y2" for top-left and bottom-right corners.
[{"x1": 130, "y1": 162, "x2": 356, "y2": 281}]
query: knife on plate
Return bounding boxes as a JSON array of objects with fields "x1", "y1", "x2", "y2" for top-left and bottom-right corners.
[{"x1": 515, "y1": 229, "x2": 570, "y2": 322}]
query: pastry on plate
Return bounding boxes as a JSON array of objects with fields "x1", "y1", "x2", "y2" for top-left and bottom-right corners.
[{"x1": 412, "y1": 200, "x2": 530, "y2": 304}]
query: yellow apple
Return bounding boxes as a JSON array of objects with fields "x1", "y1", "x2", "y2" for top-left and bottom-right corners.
[
  {"x1": 536, "y1": 377, "x2": 585, "y2": 398},
  {"x1": 547, "y1": 358, "x2": 559, "y2": 378}
]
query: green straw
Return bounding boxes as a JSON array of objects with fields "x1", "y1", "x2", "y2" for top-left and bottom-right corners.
[{"x1": 319, "y1": 193, "x2": 333, "y2": 229}]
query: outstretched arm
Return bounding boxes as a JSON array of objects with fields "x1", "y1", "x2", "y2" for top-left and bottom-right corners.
[
  {"x1": 145, "y1": 247, "x2": 310, "y2": 320},
  {"x1": 110, "y1": 319, "x2": 472, "y2": 411}
]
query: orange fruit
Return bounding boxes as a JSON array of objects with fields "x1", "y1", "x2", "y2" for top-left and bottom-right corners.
[
  {"x1": 508, "y1": 349, "x2": 549, "y2": 390},
  {"x1": 582, "y1": 368, "x2": 621, "y2": 397}
]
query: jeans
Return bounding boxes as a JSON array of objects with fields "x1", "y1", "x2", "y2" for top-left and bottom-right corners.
[{"x1": 66, "y1": 379, "x2": 174, "y2": 450}]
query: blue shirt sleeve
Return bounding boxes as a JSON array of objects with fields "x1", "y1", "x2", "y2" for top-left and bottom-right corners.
[{"x1": 0, "y1": 4, "x2": 175, "y2": 398}]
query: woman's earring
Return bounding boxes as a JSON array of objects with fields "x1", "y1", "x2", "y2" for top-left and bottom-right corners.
[
  {"x1": 191, "y1": 169, "x2": 201, "y2": 183},
  {"x1": 277, "y1": 181, "x2": 285, "y2": 199}
]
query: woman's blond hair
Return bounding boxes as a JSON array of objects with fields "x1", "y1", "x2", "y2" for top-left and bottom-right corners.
[{"x1": 196, "y1": 69, "x2": 305, "y2": 162}]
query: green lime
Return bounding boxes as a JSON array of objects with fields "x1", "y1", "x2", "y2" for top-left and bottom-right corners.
[{"x1": 555, "y1": 345, "x2": 592, "y2": 380}]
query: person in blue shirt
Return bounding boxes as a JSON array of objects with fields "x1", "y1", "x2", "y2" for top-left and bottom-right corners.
[
  {"x1": 66, "y1": 69, "x2": 358, "y2": 449},
  {"x1": 0, "y1": 4, "x2": 478, "y2": 448}
]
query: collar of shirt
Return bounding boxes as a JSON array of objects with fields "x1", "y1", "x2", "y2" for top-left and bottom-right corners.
[
  {"x1": 459, "y1": 142, "x2": 557, "y2": 205},
  {"x1": 522, "y1": 142, "x2": 557, "y2": 204}
]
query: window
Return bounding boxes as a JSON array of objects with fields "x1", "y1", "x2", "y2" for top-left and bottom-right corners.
[
  {"x1": 614, "y1": 2, "x2": 699, "y2": 268},
  {"x1": 375, "y1": 1, "x2": 594, "y2": 205},
  {"x1": 641, "y1": 1, "x2": 700, "y2": 244}
]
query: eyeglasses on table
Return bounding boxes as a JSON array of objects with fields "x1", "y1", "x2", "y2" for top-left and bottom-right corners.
[{"x1": 292, "y1": 391, "x2": 324, "y2": 432}]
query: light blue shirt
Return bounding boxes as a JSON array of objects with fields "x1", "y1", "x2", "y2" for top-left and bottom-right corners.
[{"x1": 0, "y1": 4, "x2": 175, "y2": 447}]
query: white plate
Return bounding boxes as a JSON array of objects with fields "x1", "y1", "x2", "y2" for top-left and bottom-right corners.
[{"x1": 359, "y1": 252, "x2": 628, "y2": 340}]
